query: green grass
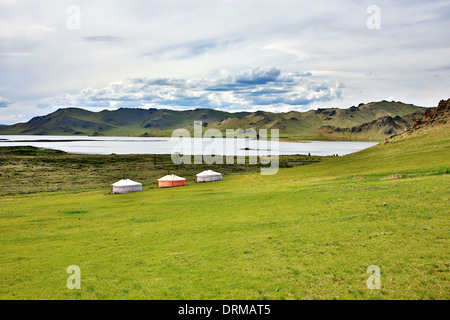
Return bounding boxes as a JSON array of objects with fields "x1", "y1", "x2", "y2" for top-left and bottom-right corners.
[
  {"x1": 0, "y1": 148, "x2": 322, "y2": 196},
  {"x1": 0, "y1": 125, "x2": 448, "y2": 299}
]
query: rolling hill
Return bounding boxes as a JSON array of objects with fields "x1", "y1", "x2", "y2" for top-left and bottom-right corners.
[
  {"x1": 0, "y1": 101, "x2": 426, "y2": 141},
  {"x1": 306, "y1": 111, "x2": 424, "y2": 141}
]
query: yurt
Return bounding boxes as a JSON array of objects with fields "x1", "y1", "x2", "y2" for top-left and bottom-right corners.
[
  {"x1": 196, "y1": 170, "x2": 222, "y2": 183},
  {"x1": 157, "y1": 174, "x2": 186, "y2": 188},
  {"x1": 111, "y1": 179, "x2": 142, "y2": 194}
]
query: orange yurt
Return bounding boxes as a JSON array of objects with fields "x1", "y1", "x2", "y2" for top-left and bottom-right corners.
[{"x1": 157, "y1": 174, "x2": 186, "y2": 188}]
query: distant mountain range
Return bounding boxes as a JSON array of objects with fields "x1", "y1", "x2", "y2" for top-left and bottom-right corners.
[{"x1": 0, "y1": 101, "x2": 427, "y2": 141}]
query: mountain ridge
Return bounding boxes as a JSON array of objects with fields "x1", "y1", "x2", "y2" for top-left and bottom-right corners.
[
  {"x1": 0, "y1": 101, "x2": 427, "y2": 141},
  {"x1": 385, "y1": 98, "x2": 450, "y2": 143}
]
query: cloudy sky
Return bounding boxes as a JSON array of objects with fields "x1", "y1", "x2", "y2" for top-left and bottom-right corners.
[{"x1": 0, "y1": 0, "x2": 449, "y2": 124}]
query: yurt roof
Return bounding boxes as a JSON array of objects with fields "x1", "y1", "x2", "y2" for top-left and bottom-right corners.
[
  {"x1": 196, "y1": 170, "x2": 222, "y2": 176},
  {"x1": 111, "y1": 179, "x2": 142, "y2": 187},
  {"x1": 157, "y1": 174, "x2": 186, "y2": 181}
]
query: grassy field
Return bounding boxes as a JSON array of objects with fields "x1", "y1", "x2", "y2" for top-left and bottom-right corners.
[
  {"x1": 0, "y1": 124, "x2": 448, "y2": 299},
  {"x1": 0, "y1": 149, "x2": 322, "y2": 196}
]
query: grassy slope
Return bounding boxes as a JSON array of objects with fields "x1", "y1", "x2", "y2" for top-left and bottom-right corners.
[
  {"x1": 0, "y1": 151, "x2": 321, "y2": 196},
  {"x1": 0, "y1": 124, "x2": 448, "y2": 299}
]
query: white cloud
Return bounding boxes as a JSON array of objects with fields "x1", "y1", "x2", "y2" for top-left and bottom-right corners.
[
  {"x1": 0, "y1": 0, "x2": 449, "y2": 124},
  {"x1": 36, "y1": 68, "x2": 342, "y2": 112}
]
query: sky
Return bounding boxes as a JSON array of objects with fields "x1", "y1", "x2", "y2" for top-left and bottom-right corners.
[{"x1": 0, "y1": 0, "x2": 450, "y2": 124}]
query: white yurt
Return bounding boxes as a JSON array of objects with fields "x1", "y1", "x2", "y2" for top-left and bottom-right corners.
[
  {"x1": 196, "y1": 170, "x2": 222, "y2": 183},
  {"x1": 111, "y1": 179, "x2": 142, "y2": 194}
]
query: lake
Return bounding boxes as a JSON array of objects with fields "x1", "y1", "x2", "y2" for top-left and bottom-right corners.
[{"x1": 0, "y1": 135, "x2": 378, "y2": 156}]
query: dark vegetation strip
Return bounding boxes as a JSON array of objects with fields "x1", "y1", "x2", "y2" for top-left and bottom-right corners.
[{"x1": 0, "y1": 146, "x2": 323, "y2": 196}]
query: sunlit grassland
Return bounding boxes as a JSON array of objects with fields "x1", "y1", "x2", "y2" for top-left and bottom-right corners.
[
  {"x1": 0, "y1": 150, "x2": 321, "y2": 196},
  {"x1": 0, "y1": 125, "x2": 448, "y2": 299}
]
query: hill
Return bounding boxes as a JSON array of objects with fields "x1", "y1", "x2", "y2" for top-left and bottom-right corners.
[
  {"x1": 385, "y1": 98, "x2": 450, "y2": 143},
  {"x1": 306, "y1": 111, "x2": 424, "y2": 141},
  {"x1": 0, "y1": 99, "x2": 448, "y2": 299},
  {"x1": 410, "y1": 98, "x2": 449, "y2": 132},
  {"x1": 0, "y1": 101, "x2": 426, "y2": 141}
]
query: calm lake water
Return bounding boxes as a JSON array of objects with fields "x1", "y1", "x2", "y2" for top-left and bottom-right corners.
[{"x1": 0, "y1": 135, "x2": 378, "y2": 156}]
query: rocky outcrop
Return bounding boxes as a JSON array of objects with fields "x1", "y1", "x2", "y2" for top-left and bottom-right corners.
[
  {"x1": 385, "y1": 98, "x2": 450, "y2": 142},
  {"x1": 411, "y1": 98, "x2": 449, "y2": 131}
]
